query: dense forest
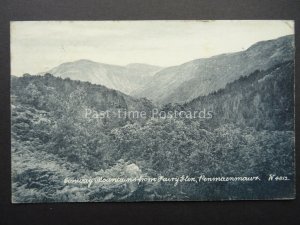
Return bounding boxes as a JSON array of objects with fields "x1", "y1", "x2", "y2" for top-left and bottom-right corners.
[
  {"x1": 11, "y1": 61, "x2": 295, "y2": 202},
  {"x1": 184, "y1": 61, "x2": 294, "y2": 131}
]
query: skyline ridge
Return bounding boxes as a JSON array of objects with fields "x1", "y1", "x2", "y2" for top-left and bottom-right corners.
[
  {"x1": 24, "y1": 34, "x2": 293, "y2": 77},
  {"x1": 11, "y1": 20, "x2": 294, "y2": 76}
]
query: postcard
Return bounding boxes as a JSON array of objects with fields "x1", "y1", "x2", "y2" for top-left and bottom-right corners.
[{"x1": 11, "y1": 20, "x2": 295, "y2": 202}]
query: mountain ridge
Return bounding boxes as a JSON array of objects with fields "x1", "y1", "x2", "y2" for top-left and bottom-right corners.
[
  {"x1": 134, "y1": 35, "x2": 294, "y2": 104},
  {"x1": 41, "y1": 35, "x2": 294, "y2": 105}
]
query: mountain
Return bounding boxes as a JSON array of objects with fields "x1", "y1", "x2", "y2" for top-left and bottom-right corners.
[
  {"x1": 134, "y1": 35, "x2": 294, "y2": 104},
  {"x1": 43, "y1": 35, "x2": 294, "y2": 105},
  {"x1": 43, "y1": 60, "x2": 162, "y2": 95}
]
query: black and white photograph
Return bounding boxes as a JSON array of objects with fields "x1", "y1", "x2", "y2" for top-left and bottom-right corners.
[{"x1": 10, "y1": 20, "x2": 295, "y2": 203}]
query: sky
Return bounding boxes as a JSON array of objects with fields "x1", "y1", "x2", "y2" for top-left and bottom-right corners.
[{"x1": 11, "y1": 20, "x2": 294, "y2": 76}]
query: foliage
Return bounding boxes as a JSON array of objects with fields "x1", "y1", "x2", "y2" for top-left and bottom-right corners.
[{"x1": 11, "y1": 61, "x2": 295, "y2": 202}]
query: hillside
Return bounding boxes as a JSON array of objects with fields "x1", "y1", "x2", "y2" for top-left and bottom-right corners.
[
  {"x1": 11, "y1": 64, "x2": 295, "y2": 202},
  {"x1": 134, "y1": 35, "x2": 294, "y2": 104},
  {"x1": 11, "y1": 74, "x2": 155, "y2": 168},
  {"x1": 182, "y1": 61, "x2": 294, "y2": 131}
]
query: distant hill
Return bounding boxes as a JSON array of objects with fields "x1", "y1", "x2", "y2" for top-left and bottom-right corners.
[
  {"x1": 134, "y1": 35, "x2": 294, "y2": 104},
  {"x1": 43, "y1": 60, "x2": 162, "y2": 95}
]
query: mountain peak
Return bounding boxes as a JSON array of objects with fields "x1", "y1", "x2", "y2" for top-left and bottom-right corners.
[
  {"x1": 74, "y1": 59, "x2": 97, "y2": 64},
  {"x1": 246, "y1": 34, "x2": 294, "y2": 52}
]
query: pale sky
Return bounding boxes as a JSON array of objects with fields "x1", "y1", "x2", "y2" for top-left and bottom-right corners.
[{"x1": 11, "y1": 20, "x2": 294, "y2": 76}]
